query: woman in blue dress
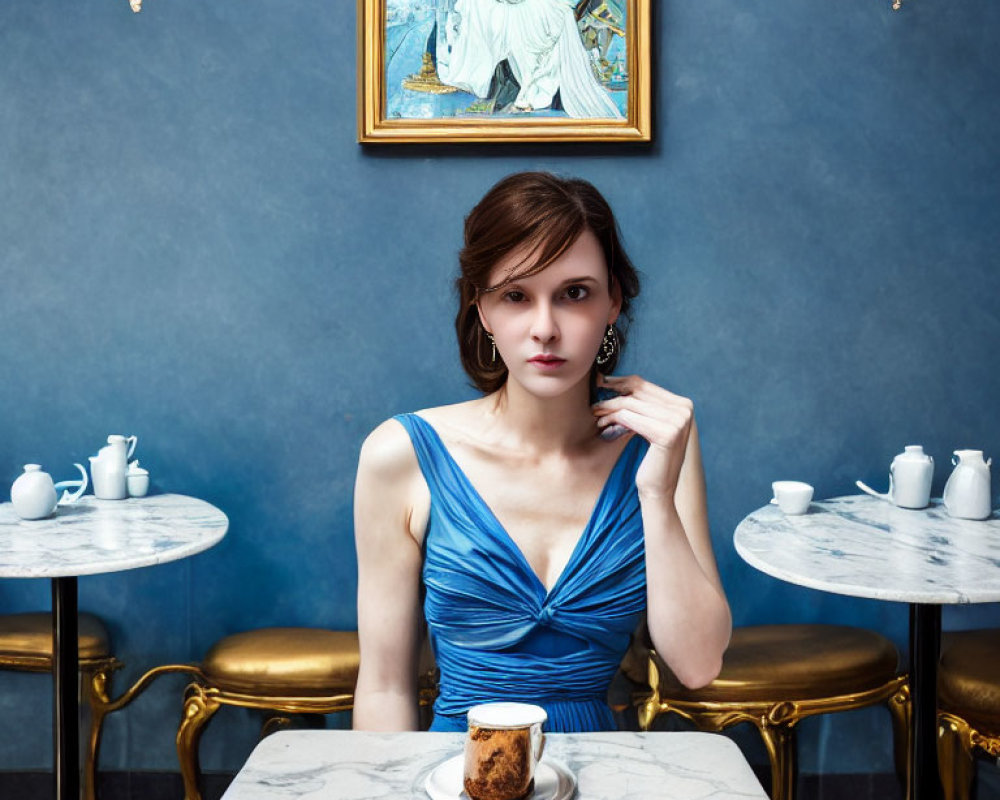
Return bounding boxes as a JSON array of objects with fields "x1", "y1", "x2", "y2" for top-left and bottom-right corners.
[{"x1": 353, "y1": 172, "x2": 731, "y2": 732}]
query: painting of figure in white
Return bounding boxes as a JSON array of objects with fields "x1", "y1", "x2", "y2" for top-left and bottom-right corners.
[{"x1": 385, "y1": 0, "x2": 629, "y2": 120}]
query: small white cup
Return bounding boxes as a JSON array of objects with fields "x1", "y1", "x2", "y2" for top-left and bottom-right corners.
[{"x1": 771, "y1": 481, "x2": 814, "y2": 515}]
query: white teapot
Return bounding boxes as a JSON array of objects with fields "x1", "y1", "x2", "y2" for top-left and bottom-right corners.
[
  {"x1": 10, "y1": 464, "x2": 89, "y2": 520},
  {"x1": 943, "y1": 450, "x2": 993, "y2": 521},
  {"x1": 856, "y1": 445, "x2": 934, "y2": 509}
]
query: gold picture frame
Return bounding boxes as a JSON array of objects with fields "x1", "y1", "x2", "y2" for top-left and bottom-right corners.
[{"x1": 358, "y1": 0, "x2": 651, "y2": 143}]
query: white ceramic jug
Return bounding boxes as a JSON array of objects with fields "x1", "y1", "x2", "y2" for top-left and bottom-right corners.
[
  {"x1": 89, "y1": 434, "x2": 138, "y2": 500},
  {"x1": 889, "y1": 445, "x2": 934, "y2": 509},
  {"x1": 943, "y1": 449, "x2": 993, "y2": 521},
  {"x1": 856, "y1": 445, "x2": 934, "y2": 509},
  {"x1": 10, "y1": 463, "x2": 89, "y2": 520},
  {"x1": 98, "y1": 435, "x2": 137, "y2": 472}
]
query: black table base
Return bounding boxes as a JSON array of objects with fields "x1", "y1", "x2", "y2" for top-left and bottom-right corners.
[
  {"x1": 52, "y1": 576, "x2": 79, "y2": 800},
  {"x1": 910, "y1": 603, "x2": 942, "y2": 800}
]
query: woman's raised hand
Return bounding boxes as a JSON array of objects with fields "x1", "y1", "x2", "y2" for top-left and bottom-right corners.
[{"x1": 591, "y1": 373, "x2": 694, "y2": 500}]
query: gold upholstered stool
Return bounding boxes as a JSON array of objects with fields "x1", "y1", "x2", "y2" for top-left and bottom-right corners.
[
  {"x1": 937, "y1": 629, "x2": 1000, "y2": 800},
  {"x1": 92, "y1": 627, "x2": 361, "y2": 800},
  {"x1": 0, "y1": 611, "x2": 123, "y2": 800},
  {"x1": 627, "y1": 624, "x2": 910, "y2": 800},
  {"x1": 176, "y1": 628, "x2": 361, "y2": 800},
  {"x1": 95, "y1": 626, "x2": 439, "y2": 800}
]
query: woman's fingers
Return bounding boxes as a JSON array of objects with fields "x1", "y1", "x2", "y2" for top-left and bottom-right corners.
[
  {"x1": 594, "y1": 374, "x2": 694, "y2": 451},
  {"x1": 596, "y1": 402, "x2": 691, "y2": 443},
  {"x1": 598, "y1": 373, "x2": 692, "y2": 407},
  {"x1": 597, "y1": 407, "x2": 690, "y2": 450},
  {"x1": 593, "y1": 390, "x2": 691, "y2": 424},
  {"x1": 593, "y1": 397, "x2": 684, "y2": 428}
]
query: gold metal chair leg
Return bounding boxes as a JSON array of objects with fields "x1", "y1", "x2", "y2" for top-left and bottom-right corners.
[
  {"x1": 83, "y1": 665, "x2": 116, "y2": 800},
  {"x1": 755, "y1": 721, "x2": 797, "y2": 800},
  {"x1": 177, "y1": 684, "x2": 221, "y2": 800},
  {"x1": 637, "y1": 696, "x2": 660, "y2": 731},
  {"x1": 937, "y1": 713, "x2": 976, "y2": 800},
  {"x1": 638, "y1": 657, "x2": 662, "y2": 731},
  {"x1": 80, "y1": 662, "x2": 202, "y2": 800},
  {"x1": 887, "y1": 681, "x2": 912, "y2": 800}
]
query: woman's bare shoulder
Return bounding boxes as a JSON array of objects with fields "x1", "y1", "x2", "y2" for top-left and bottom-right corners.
[
  {"x1": 359, "y1": 397, "x2": 489, "y2": 479},
  {"x1": 358, "y1": 399, "x2": 481, "y2": 473},
  {"x1": 356, "y1": 419, "x2": 428, "y2": 540},
  {"x1": 358, "y1": 417, "x2": 419, "y2": 481}
]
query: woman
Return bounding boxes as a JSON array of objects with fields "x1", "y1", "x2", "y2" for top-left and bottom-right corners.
[{"x1": 353, "y1": 172, "x2": 731, "y2": 732}]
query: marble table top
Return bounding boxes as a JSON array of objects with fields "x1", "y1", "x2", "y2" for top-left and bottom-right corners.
[
  {"x1": 222, "y1": 730, "x2": 768, "y2": 800},
  {"x1": 734, "y1": 494, "x2": 1000, "y2": 604},
  {"x1": 0, "y1": 493, "x2": 228, "y2": 578}
]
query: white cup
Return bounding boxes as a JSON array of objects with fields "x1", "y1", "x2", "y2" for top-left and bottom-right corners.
[
  {"x1": 771, "y1": 481, "x2": 814, "y2": 515},
  {"x1": 464, "y1": 703, "x2": 547, "y2": 800}
]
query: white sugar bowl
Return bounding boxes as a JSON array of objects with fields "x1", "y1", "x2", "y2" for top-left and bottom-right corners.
[{"x1": 126, "y1": 462, "x2": 150, "y2": 498}]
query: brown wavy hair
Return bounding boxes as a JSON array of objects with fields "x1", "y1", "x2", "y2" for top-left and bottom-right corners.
[{"x1": 455, "y1": 172, "x2": 641, "y2": 394}]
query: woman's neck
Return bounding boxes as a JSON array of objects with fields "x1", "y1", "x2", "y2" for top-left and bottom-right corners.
[{"x1": 483, "y1": 377, "x2": 596, "y2": 455}]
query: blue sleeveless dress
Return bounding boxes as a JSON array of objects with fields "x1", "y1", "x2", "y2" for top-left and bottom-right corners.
[{"x1": 394, "y1": 413, "x2": 648, "y2": 733}]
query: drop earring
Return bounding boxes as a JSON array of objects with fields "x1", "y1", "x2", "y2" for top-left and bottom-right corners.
[
  {"x1": 486, "y1": 332, "x2": 496, "y2": 363},
  {"x1": 595, "y1": 324, "x2": 618, "y2": 366}
]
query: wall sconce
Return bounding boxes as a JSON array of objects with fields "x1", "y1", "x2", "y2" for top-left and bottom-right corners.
[
  {"x1": 892, "y1": 0, "x2": 902, "y2": 8},
  {"x1": 130, "y1": 0, "x2": 142, "y2": 11}
]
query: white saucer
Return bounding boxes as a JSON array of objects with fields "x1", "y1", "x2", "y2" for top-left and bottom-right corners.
[{"x1": 425, "y1": 754, "x2": 576, "y2": 800}]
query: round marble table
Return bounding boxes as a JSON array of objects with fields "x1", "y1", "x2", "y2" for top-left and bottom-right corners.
[
  {"x1": 0, "y1": 493, "x2": 229, "y2": 800},
  {"x1": 734, "y1": 495, "x2": 1000, "y2": 800}
]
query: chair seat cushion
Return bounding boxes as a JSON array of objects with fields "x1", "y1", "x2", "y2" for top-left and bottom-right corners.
[
  {"x1": 0, "y1": 612, "x2": 111, "y2": 661},
  {"x1": 939, "y1": 629, "x2": 1000, "y2": 732},
  {"x1": 651, "y1": 624, "x2": 899, "y2": 703},
  {"x1": 201, "y1": 628, "x2": 360, "y2": 697}
]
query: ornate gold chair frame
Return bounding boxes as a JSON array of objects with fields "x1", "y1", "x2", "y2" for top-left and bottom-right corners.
[
  {"x1": 936, "y1": 629, "x2": 1000, "y2": 800},
  {"x1": 637, "y1": 650, "x2": 911, "y2": 800},
  {"x1": 177, "y1": 679, "x2": 359, "y2": 800},
  {"x1": 89, "y1": 664, "x2": 201, "y2": 797},
  {"x1": 91, "y1": 663, "x2": 366, "y2": 800},
  {"x1": 3, "y1": 650, "x2": 123, "y2": 800},
  {"x1": 90, "y1": 627, "x2": 435, "y2": 800},
  {"x1": 0, "y1": 613, "x2": 123, "y2": 800},
  {"x1": 175, "y1": 673, "x2": 437, "y2": 800},
  {"x1": 937, "y1": 712, "x2": 999, "y2": 800}
]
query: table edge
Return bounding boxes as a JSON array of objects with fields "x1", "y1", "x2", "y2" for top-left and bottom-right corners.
[
  {"x1": 733, "y1": 498, "x2": 1000, "y2": 605},
  {"x1": 0, "y1": 493, "x2": 229, "y2": 578}
]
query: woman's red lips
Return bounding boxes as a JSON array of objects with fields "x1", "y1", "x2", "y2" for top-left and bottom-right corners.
[{"x1": 528, "y1": 355, "x2": 566, "y2": 370}]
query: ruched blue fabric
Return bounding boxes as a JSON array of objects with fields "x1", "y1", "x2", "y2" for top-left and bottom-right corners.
[{"x1": 394, "y1": 413, "x2": 648, "y2": 733}]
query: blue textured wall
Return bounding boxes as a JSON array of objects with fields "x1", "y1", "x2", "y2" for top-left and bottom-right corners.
[{"x1": 1, "y1": 0, "x2": 998, "y2": 777}]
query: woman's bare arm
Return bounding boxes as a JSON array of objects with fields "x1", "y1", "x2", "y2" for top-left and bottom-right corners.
[
  {"x1": 593, "y1": 376, "x2": 731, "y2": 689},
  {"x1": 639, "y1": 418, "x2": 731, "y2": 688},
  {"x1": 352, "y1": 419, "x2": 427, "y2": 730}
]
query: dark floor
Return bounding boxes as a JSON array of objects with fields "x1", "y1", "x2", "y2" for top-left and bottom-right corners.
[{"x1": 0, "y1": 771, "x2": 233, "y2": 800}]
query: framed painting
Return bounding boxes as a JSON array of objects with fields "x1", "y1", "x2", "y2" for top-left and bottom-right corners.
[{"x1": 358, "y1": 0, "x2": 651, "y2": 143}]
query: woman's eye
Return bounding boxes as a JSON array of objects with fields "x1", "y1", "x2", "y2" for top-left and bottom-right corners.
[
  {"x1": 564, "y1": 285, "x2": 589, "y2": 301},
  {"x1": 503, "y1": 290, "x2": 526, "y2": 302}
]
